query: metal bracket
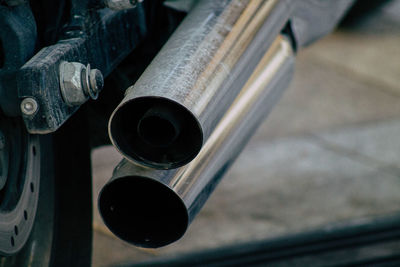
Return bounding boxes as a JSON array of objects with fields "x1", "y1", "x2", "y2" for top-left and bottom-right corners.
[{"x1": 17, "y1": 8, "x2": 147, "y2": 134}]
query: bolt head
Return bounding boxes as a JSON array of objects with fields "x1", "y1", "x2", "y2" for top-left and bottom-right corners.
[{"x1": 21, "y1": 98, "x2": 38, "y2": 116}]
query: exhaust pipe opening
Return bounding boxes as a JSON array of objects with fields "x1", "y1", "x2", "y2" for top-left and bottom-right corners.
[
  {"x1": 98, "y1": 175, "x2": 189, "y2": 248},
  {"x1": 109, "y1": 97, "x2": 203, "y2": 169}
]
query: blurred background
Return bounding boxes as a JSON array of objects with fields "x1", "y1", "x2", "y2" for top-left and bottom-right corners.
[{"x1": 91, "y1": 1, "x2": 400, "y2": 266}]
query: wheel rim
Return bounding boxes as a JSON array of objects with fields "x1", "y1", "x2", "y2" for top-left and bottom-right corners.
[{"x1": 0, "y1": 117, "x2": 40, "y2": 256}]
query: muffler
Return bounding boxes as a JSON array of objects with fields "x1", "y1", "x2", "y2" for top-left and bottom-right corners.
[
  {"x1": 99, "y1": 36, "x2": 295, "y2": 248},
  {"x1": 108, "y1": 0, "x2": 291, "y2": 169}
]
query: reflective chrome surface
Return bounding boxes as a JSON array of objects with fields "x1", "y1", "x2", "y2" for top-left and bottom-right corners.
[
  {"x1": 108, "y1": 0, "x2": 291, "y2": 169},
  {"x1": 99, "y1": 36, "x2": 295, "y2": 248}
]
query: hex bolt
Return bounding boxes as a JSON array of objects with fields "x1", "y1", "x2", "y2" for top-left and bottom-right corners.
[
  {"x1": 20, "y1": 98, "x2": 38, "y2": 116},
  {"x1": 104, "y1": 0, "x2": 144, "y2": 10},
  {"x1": 59, "y1": 61, "x2": 104, "y2": 106}
]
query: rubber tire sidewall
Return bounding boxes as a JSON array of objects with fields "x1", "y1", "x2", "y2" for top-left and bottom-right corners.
[{"x1": 0, "y1": 110, "x2": 93, "y2": 267}]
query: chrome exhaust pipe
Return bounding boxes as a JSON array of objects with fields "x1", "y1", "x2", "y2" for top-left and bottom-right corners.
[
  {"x1": 99, "y1": 36, "x2": 295, "y2": 248},
  {"x1": 108, "y1": 0, "x2": 291, "y2": 169}
]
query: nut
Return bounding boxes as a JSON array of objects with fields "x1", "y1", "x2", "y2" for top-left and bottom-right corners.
[
  {"x1": 60, "y1": 62, "x2": 87, "y2": 106},
  {"x1": 59, "y1": 61, "x2": 104, "y2": 106}
]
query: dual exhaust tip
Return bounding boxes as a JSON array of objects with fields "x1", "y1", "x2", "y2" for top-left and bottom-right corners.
[
  {"x1": 100, "y1": 0, "x2": 294, "y2": 249},
  {"x1": 105, "y1": 99, "x2": 201, "y2": 246}
]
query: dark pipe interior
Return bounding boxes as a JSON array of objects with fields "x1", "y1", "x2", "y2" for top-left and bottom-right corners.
[
  {"x1": 98, "y1": 176, "x2": 188, "y2": 248},
  {"x1": 137, "y1": 105, "x2": 181, "y2": 148},
  {"x1": 110, "y1": 97, "x2": 203, "y2": 169}
]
